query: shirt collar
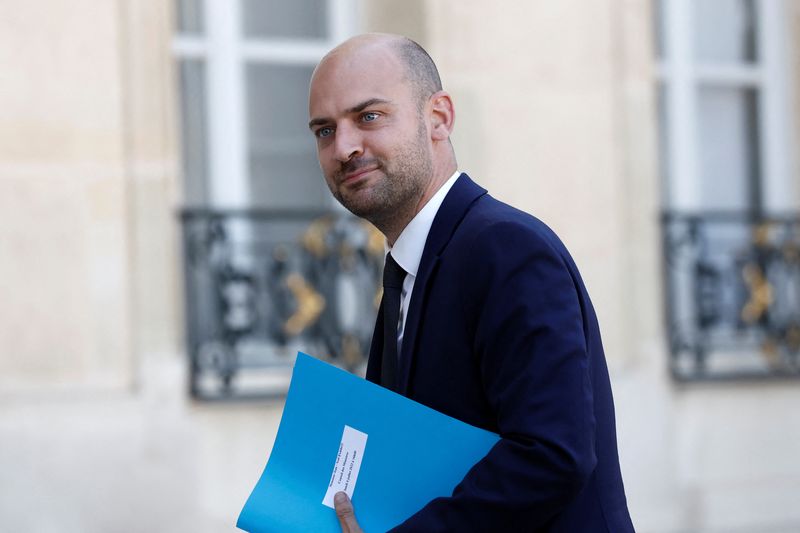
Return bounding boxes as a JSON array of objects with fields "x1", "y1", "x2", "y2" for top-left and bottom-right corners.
[{"x1": 387, "y1": 170, "x2": 461, "y2": 278}]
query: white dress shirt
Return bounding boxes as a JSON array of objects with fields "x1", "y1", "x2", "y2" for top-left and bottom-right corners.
[{"x1": 387, "y1": 170, "x2": 461, "y2": 352}]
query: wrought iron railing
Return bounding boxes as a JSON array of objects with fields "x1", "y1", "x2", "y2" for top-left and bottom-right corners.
[
  {"x1": 662, "y1": 211, "x2": 800, "y2": 380},
  {"x1": 180, "y1": 209, "x2": 384, "y2": 399}
]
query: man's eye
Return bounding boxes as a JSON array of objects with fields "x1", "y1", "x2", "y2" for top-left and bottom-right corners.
[
  {"x1": 316, "y1": 126, "x2": 334, "y2": 138},
  {"x1": 362, "y1": 112, "x2": 379, "y2": 122}
]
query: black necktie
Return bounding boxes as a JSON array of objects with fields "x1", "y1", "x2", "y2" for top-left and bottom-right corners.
[{"x1": 381, "y1": 253, "x2": 406, "y2": 391}]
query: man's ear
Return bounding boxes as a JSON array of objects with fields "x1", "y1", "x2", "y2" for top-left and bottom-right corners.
[{"x1": 429, "y1": 91, "x2": 455, "y2": 141}]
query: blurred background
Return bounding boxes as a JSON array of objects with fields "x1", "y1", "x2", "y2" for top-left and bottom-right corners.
[{"x1": 1, "y1": 0, "x2": 799, "y2": 531}]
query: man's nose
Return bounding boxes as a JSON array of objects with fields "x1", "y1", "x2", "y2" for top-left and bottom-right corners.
[{"x1": 333, "y1": 122, "x2": 363, "y2": 162}]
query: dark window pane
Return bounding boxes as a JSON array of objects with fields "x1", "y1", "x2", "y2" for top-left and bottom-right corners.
[
  {"x1": 697, "y1": 87, "x2": 761, "y2": 210},
  {"x1": 246, "y1": 63, "x2": 328, "y2": 208},
  {"x1": 694, "y1": 0, "x2": 758, "y2": 63},
  {"x1": 242, "y1": 0, "x2": 328, "y2": 40},
  {"x1": 176, "y1": 0, "x2": 204, "y2": 35},
  {"x1": 657, "y1": 83, "x2": 670, "y2": 206},
  {"x1": 179, "y1": 59, "x2": 210, "y2": 205},
  {"x1": 654, "y1": 0, "x2": 666, "y2": 60}
]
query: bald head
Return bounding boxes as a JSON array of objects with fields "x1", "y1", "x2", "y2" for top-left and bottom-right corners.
[{"x1": 316, "y1": 33, "x2": 442, "y2": 113}]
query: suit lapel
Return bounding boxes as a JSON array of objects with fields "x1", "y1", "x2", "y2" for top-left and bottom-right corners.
[{"x1": 397, "y1": 173, "x2": 487, "y2": 395}]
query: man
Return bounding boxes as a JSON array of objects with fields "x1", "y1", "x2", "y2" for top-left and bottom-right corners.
[{"x1": 308, "y1": 33, "x2": 635, "y2": 532}]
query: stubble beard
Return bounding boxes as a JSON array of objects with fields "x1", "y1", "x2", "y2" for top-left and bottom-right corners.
[{"x1": 329, "y1": 124, "x2": 433, "y2": 232}]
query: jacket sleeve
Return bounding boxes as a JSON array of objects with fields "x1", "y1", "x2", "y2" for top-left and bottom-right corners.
[{"x1": 389, "y1": 221, "x2": 598, "y2": 532}]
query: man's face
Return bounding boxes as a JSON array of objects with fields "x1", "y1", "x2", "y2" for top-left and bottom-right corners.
[{"x1": 308, "y1": 44, "x2": 433, "y2": 225}]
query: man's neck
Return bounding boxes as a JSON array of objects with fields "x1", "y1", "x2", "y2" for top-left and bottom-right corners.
[
  {"x1": 383, "y1": 166, "x2": 457, "y2": 245},
  {"x1": 382, "y1": 165, "x2": 458, "y2": 246}
]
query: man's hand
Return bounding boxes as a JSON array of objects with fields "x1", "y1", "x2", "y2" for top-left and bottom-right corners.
[{"x1": 334, "y1": 492, "x2": 363, "y2": 533}]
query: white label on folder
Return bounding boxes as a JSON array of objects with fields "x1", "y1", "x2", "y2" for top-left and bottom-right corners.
[{"x1": 322, "y1": 425, "x2": 368, "y2": 508}]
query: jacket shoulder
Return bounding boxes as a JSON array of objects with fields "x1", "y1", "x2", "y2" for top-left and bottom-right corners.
[{"x1": 456, "y1": 194, "x2": 571, "y2": 259}]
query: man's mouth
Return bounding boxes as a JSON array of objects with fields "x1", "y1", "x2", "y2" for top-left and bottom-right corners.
[{"x1": 340, "y1": 163, "x2": 380, "y2": 185}]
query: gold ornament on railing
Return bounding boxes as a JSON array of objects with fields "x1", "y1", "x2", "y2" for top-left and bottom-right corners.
[
  {"x1": 740, "y1": 264, "x2": 773, "y2": 324},
  {"x1": 302, "y1": 217, "x2": 334, "y2": 258},
  {"x1": 283, "y1": 273, "x2": 326, "y2": 336}
]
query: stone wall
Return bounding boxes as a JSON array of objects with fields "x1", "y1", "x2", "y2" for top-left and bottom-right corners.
[{"x1": 0, "y1": 0, "x2": 180, "y2": 391}]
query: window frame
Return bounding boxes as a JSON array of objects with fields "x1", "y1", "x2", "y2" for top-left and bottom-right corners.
[
  {"x1": 172, "y1": 0, "x2": 358, "y2": 208},
  {"x1": 656, "y1": 0, "x2": 795, "y2": 213}
]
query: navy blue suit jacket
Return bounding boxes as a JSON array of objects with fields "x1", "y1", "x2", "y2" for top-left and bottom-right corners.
[{"x1": 366, "y1": 174, "x2": 635, "y2": 532}]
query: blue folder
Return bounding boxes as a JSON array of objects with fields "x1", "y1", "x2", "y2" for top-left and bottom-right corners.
[{"x1": 237, "y1": 352, "x2": 499, "y2": 532}]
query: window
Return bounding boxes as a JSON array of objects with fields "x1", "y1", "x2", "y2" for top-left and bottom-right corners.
[
  {"x1": 173, "y1": 1, "x2": 368, "y2": 399},
  {"x1": 173, "y1": 0, "x2": 357, "y2": 208},
  {"x1": 656, "y1": 0, "x2": 799, "y2": 379},
  {"x1": 656, "y1": 0, "x2": 794, "y2": 213}
]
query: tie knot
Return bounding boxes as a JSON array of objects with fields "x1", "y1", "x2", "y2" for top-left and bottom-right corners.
[{"x1": 383, "y1": 253, "x2": 406, "y2": 289}]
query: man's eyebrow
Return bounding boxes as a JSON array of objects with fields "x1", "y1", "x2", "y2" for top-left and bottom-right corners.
[
  {"x1": 347, "y1": 97, "x2": 391, "y2": 114},
  {"x1": 308, "y1": 98, "x2": 393, "y2": 130},
  {"x1": 308, "y1": 116, "x2": 330, "y2": 130}
]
